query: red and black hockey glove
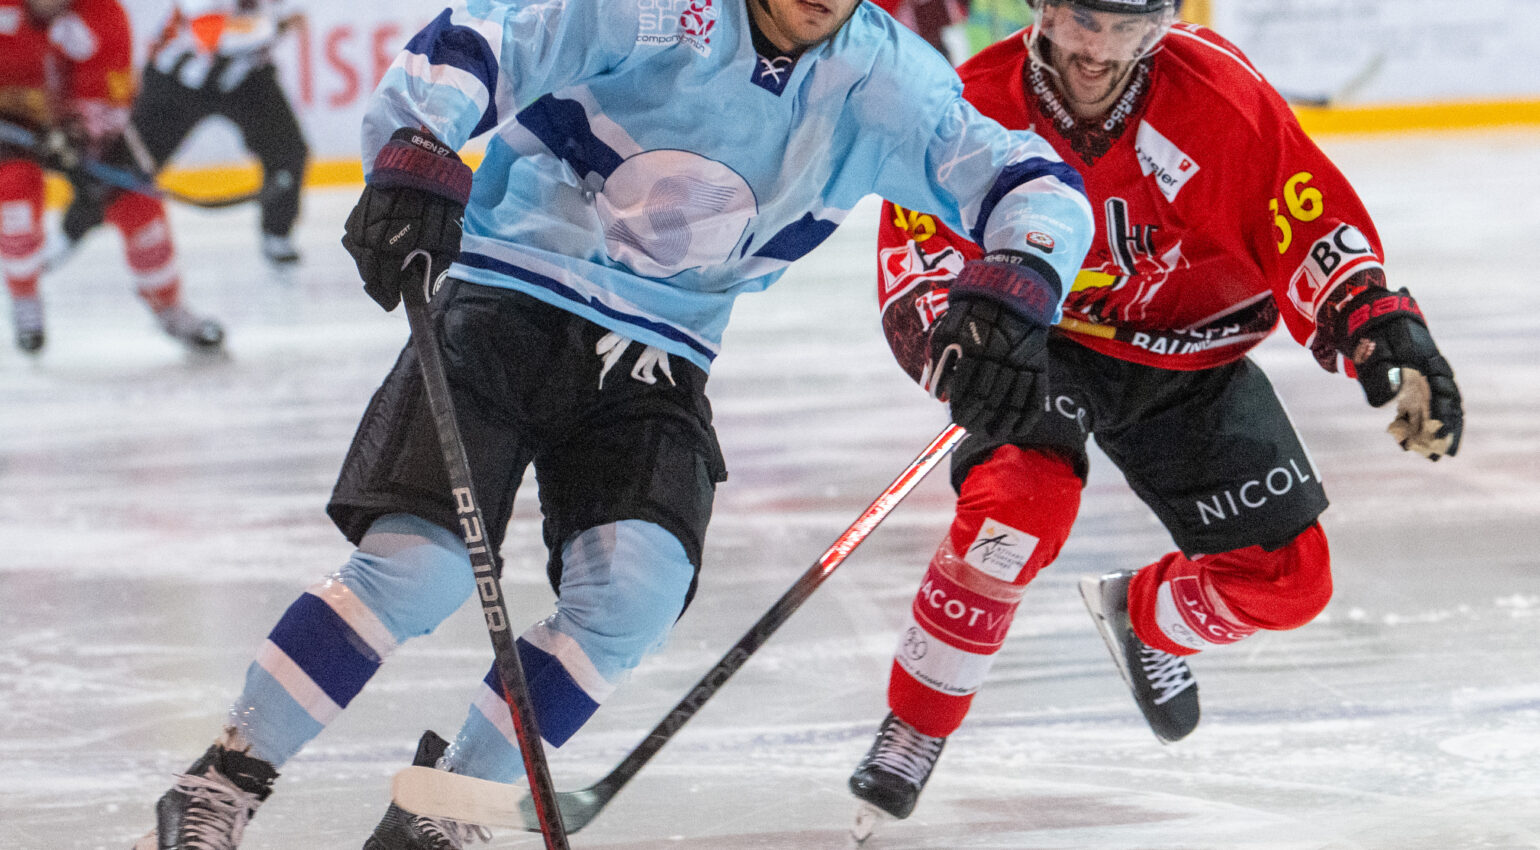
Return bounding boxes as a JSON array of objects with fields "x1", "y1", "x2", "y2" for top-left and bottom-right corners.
[
  {"x1": 923, "y1": 250, "x2": 1057, "y2": 443},
  {"x1": 1329, "y1": 286, "x2": 1463, "y2": 460},
  {"x1": 342, "y1": 128, "x2": 472, "y2": 311}
]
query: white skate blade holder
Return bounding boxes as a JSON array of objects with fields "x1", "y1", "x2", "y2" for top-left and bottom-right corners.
[{"x1": 850, "y1": 802, "x2": 892, "y2": 846}]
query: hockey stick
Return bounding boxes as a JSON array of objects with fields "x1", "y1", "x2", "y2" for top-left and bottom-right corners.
[
  {"x1": 392, "y1": 423, "x2": 967, "y2": 832},
  {"x1": 0, "y1": 118, "x2": 268, "y2": 210},
  {"x1": 1281, "y1": 51, "x2": 1387, "y2": 109},
  {"x1": 397, "y1": 250, "x2": 570, "y2": 850}
]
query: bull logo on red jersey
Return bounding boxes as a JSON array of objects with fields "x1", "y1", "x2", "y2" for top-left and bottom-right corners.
[{"x1": 1067, "y1": 197, "x2": 1188, "y2": 324}]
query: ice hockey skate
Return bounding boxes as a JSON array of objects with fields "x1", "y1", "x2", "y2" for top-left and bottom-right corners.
[
  {"x1": 260, "y1": 233, "x2": 301, "y2": 266},
  {"x1": 11, "y1": 295, "x2": 44, "y2": 353},
  {"x1": 1080, "y1": 570, "x2": 1200, "y2": 743},
  {"x1": 155, "y1": 304, "x2": 226, "y2": 351},
  {"x1": 363, "y1": 730, "x2": 493, "y2": 850},
  {"x1": 847, "y1": 712, "x2": 946, "y2": 842},
  {"x1": 132, "y1": 733, "x2": 278, "y2": 850}
]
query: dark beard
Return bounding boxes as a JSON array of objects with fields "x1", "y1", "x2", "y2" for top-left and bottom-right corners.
[{"x1": 1027, "y1": 58, "x2": 1152, "y2": 165}]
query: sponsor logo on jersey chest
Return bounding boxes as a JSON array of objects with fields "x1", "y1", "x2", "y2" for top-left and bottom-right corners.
[
  {"x1": 638, "y1": 0, "x2": 715, "y2": 57},
  {"x1": 1134, "y1": 121, "x2": 1199, "y2": 202}
]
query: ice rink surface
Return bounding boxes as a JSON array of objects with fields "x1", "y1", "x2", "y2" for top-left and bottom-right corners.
[{"x1": 2, "y1": 129, "x2": 1539, "y2": 850}]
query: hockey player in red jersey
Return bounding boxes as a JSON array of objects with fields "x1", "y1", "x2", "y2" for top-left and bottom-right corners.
[
  {"x1": 0, "y1": 0, "x2": 224, "y2": 353},
  {"x1": 848, "y1": 0, "x2": 1464, "y2": 832}
]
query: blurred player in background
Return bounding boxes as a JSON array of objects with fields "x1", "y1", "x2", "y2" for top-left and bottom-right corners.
[
  {"x1": 0, "y1": 0, "x2": 225, "y2": 353},
  {"x1": 872, "y1": 0, "x2": 971, "y2": 63},
  {"x1": 55, "y1": 0, "x2": 310, "y2": 268},
  {"x1": 847, "y1": 0, "x2": 1464, "y2": 836}
]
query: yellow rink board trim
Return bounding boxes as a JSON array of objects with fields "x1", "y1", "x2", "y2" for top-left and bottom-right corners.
[
  {"x1": 40, "y1": 100, "x2": 1540, "y2": 205},
  {"x1": 1294, "y1": 99, "x2": 1540, "y2": 136}
]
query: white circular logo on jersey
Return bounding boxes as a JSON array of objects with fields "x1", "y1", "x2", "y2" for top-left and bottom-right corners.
[{"x1": 594, "y1": 150, "x2": 755, "y2": 279}]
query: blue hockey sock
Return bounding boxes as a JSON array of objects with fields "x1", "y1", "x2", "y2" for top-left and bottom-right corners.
[
  {"x1": 442, "y1": 520, "x2": 693, "y2": 781},
  {"x1": 228, "y1": 514, "x2": 474, "y2": 766}
]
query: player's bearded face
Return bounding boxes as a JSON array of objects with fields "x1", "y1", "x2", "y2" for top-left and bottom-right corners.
[
  {"x1": 750, "y1": 0, "x2": 862, "y2": 52},
  {"x1": 1037, "y1": 2, "x2": 1167, "y2": 115}
]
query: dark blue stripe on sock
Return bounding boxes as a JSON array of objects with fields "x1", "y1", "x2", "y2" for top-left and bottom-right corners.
[
  {"x1": 482, "y1": 640, "x2": 600, "y2": 747},
  {"x1": 268, "y1": 593, "x2": 381, "y2": 709}
]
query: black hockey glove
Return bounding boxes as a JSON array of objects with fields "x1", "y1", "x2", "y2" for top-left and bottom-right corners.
[
  {"x1": 37, "y1": 126, "x2": 86, "y2": 173},
  {"x1": 342, "y1": 128, "x2": 472, "y2": 311},
  {"x1": 0, "y1": 118, "x2": 87, "y2": 174},
  {"x1": 924, "y1": 251, "x2": 1056, "y2": 443},
  {"x1": 1332, "y1": 286, "x2": 1463, "y2": 460}
]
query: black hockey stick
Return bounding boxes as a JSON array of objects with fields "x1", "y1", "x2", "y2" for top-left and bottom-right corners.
[
  {"x1": 1281, "y1": 51, "x2": 1387, "y2": 109},
  {"x1": 397, "y1": 250, "x2": 570, "y2": 850},
  {"x1": 0, "y1": 118, "x2": 269, "y2": 210},
  {"x1": 391, "y1": 423, "x2": 967, "y2": 832}
]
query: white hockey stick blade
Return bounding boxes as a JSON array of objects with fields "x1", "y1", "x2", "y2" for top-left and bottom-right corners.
[
  {"x1": 392, "y1": 766, "x2": 534, "y2": 829},
  {"x1": 850, "y1": 802, "x2": 891, "y2": 846}
]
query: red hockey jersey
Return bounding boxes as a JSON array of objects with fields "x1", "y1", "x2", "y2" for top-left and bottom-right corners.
[
  {"x1": 879, "y1": 24, "x2": 1385, "y2": 378},
  {"x1": 0, "y1": 0, "x2": 135, "y2": 132}
]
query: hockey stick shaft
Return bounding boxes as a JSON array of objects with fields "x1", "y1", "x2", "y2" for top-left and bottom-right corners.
[
  {"x1": 0, "y1": 118, "x2": 267, "y2": 209},
  {"x1": 398, "y1": 251, "x2": 570, "y2": 849},
  {"x1": 391, "y1": 423, "x2": 965, "y2": 832},
  {"x1": 573, "y1": 424, "x2": 966, "y2": 811}
]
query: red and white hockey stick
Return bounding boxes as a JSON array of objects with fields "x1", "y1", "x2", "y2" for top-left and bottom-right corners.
[{"x1": 392, "y1": 423, "x2": 967, "y2": 832}]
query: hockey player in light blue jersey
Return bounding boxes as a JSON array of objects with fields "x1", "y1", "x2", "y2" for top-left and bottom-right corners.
[{"x1": 130, "y1": 0, "x2": 1093, "y2": 847}]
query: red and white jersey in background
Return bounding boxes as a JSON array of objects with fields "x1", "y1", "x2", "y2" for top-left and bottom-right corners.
[
  {"x1": 148, "y1": 0, "x2": 291, "y2": 92},
  {"x1": 879, "y1": 23, "x2": 1386, "y2": 378},
  {"x1": 871, "y1": 0, "x2": 967, "y2": 55},
  {"x1": 0, "y1": 0, "x2": 135, "y2": 135}
]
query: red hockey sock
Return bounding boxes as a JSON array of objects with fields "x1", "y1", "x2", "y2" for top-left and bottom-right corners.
[
  {"x1": 0, "y1": 159, "x2": 44, "y2": 296},
  {"x1": 1128, "y1": 522, "x2": 1332, "y2": 656},
  {"x1": 889, "y1": 446, "x2": 1081, "y2": 738},
  {"x1": 104, "y1": 191, "x2": 181, "y2": 306}
]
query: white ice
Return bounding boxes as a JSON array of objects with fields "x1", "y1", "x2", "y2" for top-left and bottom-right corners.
[{"x1": 1, "y1": 129, "x2": 1538, "y2": 850}]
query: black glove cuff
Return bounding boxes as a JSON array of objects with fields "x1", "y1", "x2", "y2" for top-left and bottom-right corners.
[
  {"x1": 1334, "y1": 286, "x2": 1425, "y2": 356},
  {"x1": 948, "y1": 250, "x2": 1060, "y2": 327},
  {"x1": 368, "y1": 128, "x2": 473, "y2": 207}
]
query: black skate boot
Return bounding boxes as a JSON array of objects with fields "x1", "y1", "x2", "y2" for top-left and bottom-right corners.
[
  {"x1": 133, "y1": 735, "x2": 278, "y2": 850},
  {"x1": 155, "y1": 305, "x2": 226, "y2": 351},
  {"x1": 1080, "y1": 570, "x2": 1200, "y2": 743},
  {"x1": 363, "y1": 731, "x2": 493, "y2": 850},
  {"x1": 848, "y1": 712, "x2": 946, "y2": 841}
]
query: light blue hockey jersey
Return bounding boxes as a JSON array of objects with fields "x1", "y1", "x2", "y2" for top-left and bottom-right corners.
[{"x1": 364, "y1": 0, "x2": 1092, "y2": 371}]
